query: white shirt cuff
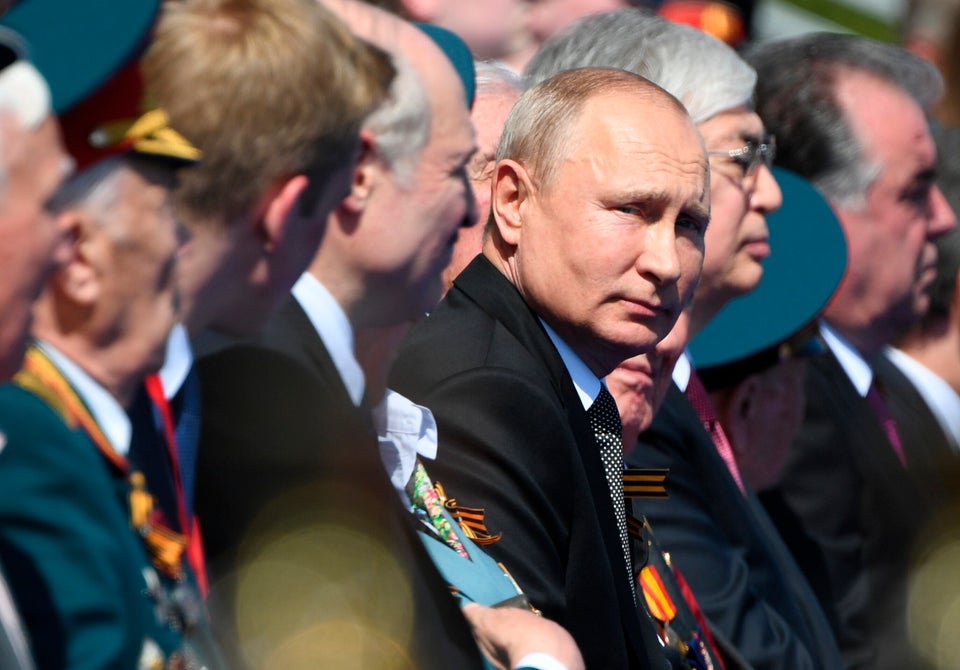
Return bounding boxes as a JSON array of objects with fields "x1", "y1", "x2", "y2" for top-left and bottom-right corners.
[{"x1": 514, "y1": 653, "x2": 569, "y2": 670}]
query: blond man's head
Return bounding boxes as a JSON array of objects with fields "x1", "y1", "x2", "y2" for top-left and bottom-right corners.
[{"x1": 145, "y1": 0, "x2": 394, "y2": 225}]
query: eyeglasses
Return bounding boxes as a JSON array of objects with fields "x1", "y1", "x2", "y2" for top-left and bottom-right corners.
[{"x1": 708, "y1": 134, "x2": 776, "y2": 180}]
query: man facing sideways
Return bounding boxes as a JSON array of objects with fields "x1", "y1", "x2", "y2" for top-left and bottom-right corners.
[
  {"x1": 748, "y1": 33, "x2": 957, "y2": 668},
  {"x1": 391, "y1": 66, "x2": 709, "y2": 668},
  {"x1": 141, "y1": 0, "x2": 394, "y2": 527},
  {"x1": 0, "y1": 34, "x2": 69, "y2": 670},
  {"x1": 194, "y1": 2, "x2": 583, "y2": 667},
  {"x1": 0, "y1": 101, "x2": 209, "y2": 667}
]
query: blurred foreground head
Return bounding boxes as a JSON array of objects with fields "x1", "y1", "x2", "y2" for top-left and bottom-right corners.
[{"x1": 145, "y1": 0, "x2": 394, "y2": 336}]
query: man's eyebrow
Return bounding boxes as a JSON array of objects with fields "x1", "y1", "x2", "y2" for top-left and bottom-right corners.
[{"x1": 685, "y1": 200, "x2": 711, "y2": 223}]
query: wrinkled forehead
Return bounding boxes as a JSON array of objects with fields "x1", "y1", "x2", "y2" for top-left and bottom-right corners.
[{"x1": 563, "y1": 90, "x2": 709, "y2": 189}]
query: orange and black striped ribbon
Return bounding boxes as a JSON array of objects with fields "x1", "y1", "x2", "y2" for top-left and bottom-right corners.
[
  {"x1": 15, "y1": 345, "x2": 186, "y2": 580},
  {"x1": 624, "y1": 468, "x2": 669, "y2": 499}
]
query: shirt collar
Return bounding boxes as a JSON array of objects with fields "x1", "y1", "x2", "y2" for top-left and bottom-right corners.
[
  {"x1": 886, "y1": 347, "x2": 960, "y2": 452},
  {"x1": 372, "y1": 389, "x2": 439, "y2": 500},
  {"x1": 291, "y1": 272, "x2": 365, "y2": 406},
  {"x1": 157, "y1": 323, "x2": 193, "y2": 400},
  {"x1": 539, "y1": 318, "x2": 602, "y2": 411},
  {"x1": 672, "y1": 350, "x2": 693, "y2": 392},
  {"x1": 38, "y1": 340, "x2": 132, "y2": 456},
  {"x1": 820, "y1": 321, "x2": 873, "y2": 396}
]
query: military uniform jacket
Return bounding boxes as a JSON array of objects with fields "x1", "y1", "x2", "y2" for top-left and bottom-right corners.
[
  {"x1": 633, "y1": 382, "x2": 842, "y2": 670},
  {"x1": 390, "y1": 256, "x2": 667, "y2": 669},
  {"x1": 0, "y1": 351, "x2": 183, "y2": 669}
]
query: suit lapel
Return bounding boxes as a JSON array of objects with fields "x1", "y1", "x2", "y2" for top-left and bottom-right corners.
[
  {"x1": 873, "y1": 351, "x2": 956, "y2": 506},
  {"x1": 816, "y1": 352, "x2": 920, "y2": 509},
  {"x1": 455, "y1": 258, "x2": 651, "y2": 657}
]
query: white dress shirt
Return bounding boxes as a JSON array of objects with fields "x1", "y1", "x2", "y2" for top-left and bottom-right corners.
[
  {"x1": 158, "y1": 323, "x2": 194, "y2": 401},
  {"x1": 820, "y1": 321, "x2": 873, "y2": 397},
  {"x1": 292, "y1": 272, "x2": 365, "y2": 406},
  {"x1": 539, "y1": 319, "x2": 602, "y2": 410},
  {"x1": 671, "y1": 350, "x2": 693, "y2": 392},
  {"x1": 39, "y1": 341, "x2": 131, "y2": 456},
  {"x1": 886, "y1": 346, "x2": 960, "y2": 452}
]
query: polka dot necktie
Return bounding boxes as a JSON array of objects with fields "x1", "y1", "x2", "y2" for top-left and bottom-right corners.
[{"x1": 588, "y1": 384, "x2": 636, "y2": 603}]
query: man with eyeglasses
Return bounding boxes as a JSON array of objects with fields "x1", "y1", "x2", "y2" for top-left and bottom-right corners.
[
  {"x1": 748, "y1": 34, "x2": 957, "y2": 668},
  {"x1": 526, "y1": 11, "x2": 845, "y2": 669}
]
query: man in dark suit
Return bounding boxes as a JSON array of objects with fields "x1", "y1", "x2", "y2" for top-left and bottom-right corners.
[
  {"x1": 527, "y1": 12, "x2": 842, "y2": 669},
  {"x1": 391, "y1": 66, "x2": 710, "y2": 668},
  {"x1": 195, "y1": 3, "x2": 585, "y2": 667},
  {"x1": 749, "y1": 33, "x2": 957, "y2": 668}
]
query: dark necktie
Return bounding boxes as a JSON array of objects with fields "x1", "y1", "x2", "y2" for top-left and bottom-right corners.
[
  {"x1": 685, "y1": 371, "x2": 747, "y2": 495},
  {"x1": 170, "y1": 367, "x2": 202, "y2": 516},
  {"x1": 865, "y1": 379, "x2": 906, "y2": 467},
  {"x1": 588, "y1": 384, "x2": 636, "y2": 602}
]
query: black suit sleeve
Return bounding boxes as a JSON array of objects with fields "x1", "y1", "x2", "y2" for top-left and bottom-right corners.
[
  {"x1": 637, "y1": 427, "x2": 822, "y2": 670},
  {"x1": 409, "y1": 366, "x2": 580, "y2": 620}
]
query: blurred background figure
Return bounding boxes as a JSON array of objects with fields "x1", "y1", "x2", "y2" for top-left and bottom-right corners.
[
  {"x1": 750, "y1": 32, "x2": 956, "y2": 669},
  {"x1": 887, "y1": 126, "x2": 960, "y2": 458},
  {"x1": 0, "y1": 24, "x2": 66, "y2": 670},
  {"x1": 690, "y1": 168, "x2": 846, "y2": 494},
  {"x1": 373, "y1": 0, "x2": 536, "y2": 71},
  {"x1": 442, "y1": 60, "x2": 522, "y2": 294}
]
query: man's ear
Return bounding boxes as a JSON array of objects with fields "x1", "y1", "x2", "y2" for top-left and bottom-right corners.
[
  {"x1": 490, "y1": 159, "x2": 533, "y2": 247},
  {"x1": 341, "y1": 129, "x2": 380, "y2": 216},
  {"x1": 256, "y1": 175, "x2": 310, "y2": 253},
  {"x1": 54, "y1": 209, "x2": 103, "y2": 307}
]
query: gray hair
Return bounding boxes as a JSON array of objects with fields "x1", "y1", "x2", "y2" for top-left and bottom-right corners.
[
  {"x1": 47, "y1": 155, "x2": 124, "y2": 220},
  {"x1": 362, "y1": 51, "x2": 430, "y2": 187},
  {"x1": 475, "y1": 60, "x2": 524, "y2": 98},
  {"x1": 524, "y1": 8, "x2": 756, "y2": 124},
  {"x1": 746, "y1": 32, "x2": 944, "y2": 208}
]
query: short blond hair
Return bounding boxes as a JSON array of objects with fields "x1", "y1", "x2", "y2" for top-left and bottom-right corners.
[{"x1": 144, "y1": 0, "x2": 394, "y2": 225}]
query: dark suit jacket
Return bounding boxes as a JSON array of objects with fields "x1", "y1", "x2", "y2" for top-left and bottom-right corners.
[
  {"x1": 874, "y1": 351, "x2": 959, "y2": 510},
  {"x1": 0, "y1": 383, "x2": 182, "y2": 670},
  {"x1": 765, "y1": 349, "x2": 934, "y2": 669},
  {"x1": 390, "y1": 256, "x2": 666, "y2": 669},
  {"x1": 194, "y1": 298, "x2": 483, "y2": 669},
  {"x1": 631, "y1": 382, "x2": 842, "y2": 670}
]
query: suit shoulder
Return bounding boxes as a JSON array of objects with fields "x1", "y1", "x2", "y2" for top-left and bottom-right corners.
[{"x1": 393, "y1": 299, "x2": 552, "y2": 398}]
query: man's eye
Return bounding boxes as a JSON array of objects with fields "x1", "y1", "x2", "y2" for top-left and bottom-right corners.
[
  {"x1": 732, "y1": 153, "x2": 753, "y2": 174},
  {"x1": 615, "y1": 205, "x2": 643, "y2": 216},
  {"x1": 676, "y1": 215, "x2": 707, "y2": 236},
  {"x1": 901, "y1": 186, "x2": 930, "y2": 208}
]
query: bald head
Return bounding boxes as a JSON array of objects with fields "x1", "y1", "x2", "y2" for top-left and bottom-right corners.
[
  {"x1": 313, "y1": 0, "x2": 477, "y2": 325},
  {"x1": 323, "y1": 0, "x2": 467, "y2": 120}
]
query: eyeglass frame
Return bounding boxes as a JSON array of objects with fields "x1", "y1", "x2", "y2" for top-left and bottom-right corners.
[{"x1": 707, "y1": 134, "x2": 776, "y2": 182}]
